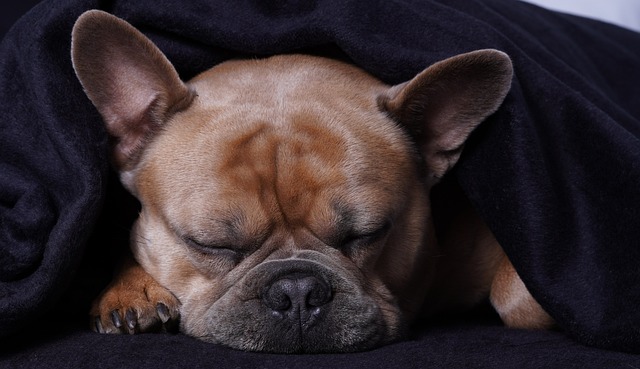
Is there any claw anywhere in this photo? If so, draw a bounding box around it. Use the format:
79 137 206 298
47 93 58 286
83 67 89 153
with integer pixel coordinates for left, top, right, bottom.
111 310 123 328
156 303 171 323
125 309 138 331
94 317 104 333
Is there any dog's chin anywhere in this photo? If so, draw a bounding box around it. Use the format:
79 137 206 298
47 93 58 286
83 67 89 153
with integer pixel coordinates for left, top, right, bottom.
178 255 403 353
192 303 392 353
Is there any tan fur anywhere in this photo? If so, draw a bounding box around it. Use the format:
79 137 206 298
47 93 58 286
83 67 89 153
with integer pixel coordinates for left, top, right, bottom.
72 10 553 353
491 255 555 329
89 253 180 334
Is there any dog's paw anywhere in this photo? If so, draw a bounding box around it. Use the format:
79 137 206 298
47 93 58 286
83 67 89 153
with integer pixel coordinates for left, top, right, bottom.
90 260 181 335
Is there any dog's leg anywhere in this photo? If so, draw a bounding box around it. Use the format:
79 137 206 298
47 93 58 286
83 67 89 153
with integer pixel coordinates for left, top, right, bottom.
490 255 554 329
90 252 181 334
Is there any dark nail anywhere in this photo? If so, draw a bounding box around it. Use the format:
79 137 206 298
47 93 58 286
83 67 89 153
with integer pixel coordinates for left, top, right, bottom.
125 309 138 330
157 303 170 323
94 317 104 333
111 310 123 328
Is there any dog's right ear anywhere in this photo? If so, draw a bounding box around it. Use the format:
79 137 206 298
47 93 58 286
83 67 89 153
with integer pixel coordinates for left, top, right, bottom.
71 10 194 171
379 50 513 183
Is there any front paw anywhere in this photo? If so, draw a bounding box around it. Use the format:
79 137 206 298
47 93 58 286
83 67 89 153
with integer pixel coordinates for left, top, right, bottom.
90 260 181 334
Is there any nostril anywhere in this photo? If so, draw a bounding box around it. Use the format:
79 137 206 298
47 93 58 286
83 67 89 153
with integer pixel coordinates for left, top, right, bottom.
263 274 332 315
298 276 331 307
264 279 294 312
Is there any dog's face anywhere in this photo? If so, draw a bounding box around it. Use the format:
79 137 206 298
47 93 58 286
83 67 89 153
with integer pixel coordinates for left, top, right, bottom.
130 57 434 351
72 11 512 352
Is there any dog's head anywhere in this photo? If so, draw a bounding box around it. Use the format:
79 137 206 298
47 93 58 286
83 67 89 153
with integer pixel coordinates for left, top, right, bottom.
72 10 512 352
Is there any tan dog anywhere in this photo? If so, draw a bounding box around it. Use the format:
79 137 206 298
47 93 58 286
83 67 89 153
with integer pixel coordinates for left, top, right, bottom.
71 10 553 353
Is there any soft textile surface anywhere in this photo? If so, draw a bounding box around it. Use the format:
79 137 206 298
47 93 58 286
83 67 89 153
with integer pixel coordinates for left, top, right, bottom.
3 318 640 368
1 0 639 361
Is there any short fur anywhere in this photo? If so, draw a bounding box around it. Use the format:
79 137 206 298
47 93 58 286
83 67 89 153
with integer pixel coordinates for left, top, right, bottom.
72 10 552 353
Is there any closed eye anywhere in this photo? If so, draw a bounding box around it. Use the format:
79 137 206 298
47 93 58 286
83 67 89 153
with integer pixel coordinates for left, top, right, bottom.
182 236 244 261
342 221 391 249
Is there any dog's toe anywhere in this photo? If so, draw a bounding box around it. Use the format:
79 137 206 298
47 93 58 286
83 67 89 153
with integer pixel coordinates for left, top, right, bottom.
110 310 123 328
93 316 104 333
91 312 124 335
89 259 181 335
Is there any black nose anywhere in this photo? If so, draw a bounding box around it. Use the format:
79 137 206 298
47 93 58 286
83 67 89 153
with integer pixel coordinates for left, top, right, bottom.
263 274 332 323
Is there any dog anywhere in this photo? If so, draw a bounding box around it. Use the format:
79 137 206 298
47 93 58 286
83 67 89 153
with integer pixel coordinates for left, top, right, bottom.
71 10 553 353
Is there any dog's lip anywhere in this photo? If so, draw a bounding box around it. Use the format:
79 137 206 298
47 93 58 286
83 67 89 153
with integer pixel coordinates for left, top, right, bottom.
195 303 388 353
193 328 385 353
193 255 394 353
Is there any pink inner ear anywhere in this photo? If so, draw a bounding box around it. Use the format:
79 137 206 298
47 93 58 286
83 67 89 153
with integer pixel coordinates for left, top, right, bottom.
109 97 159 169
380 50 513 180
72 10 194 170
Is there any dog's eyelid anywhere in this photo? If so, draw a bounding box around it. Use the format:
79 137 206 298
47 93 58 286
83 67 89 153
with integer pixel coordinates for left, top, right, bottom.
181 235 242 255
342 220 392 247
359 220 392 240
184 235 213 249
174 224 234 249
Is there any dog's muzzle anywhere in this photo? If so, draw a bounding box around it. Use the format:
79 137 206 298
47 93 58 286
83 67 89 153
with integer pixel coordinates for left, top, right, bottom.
194 252 394 353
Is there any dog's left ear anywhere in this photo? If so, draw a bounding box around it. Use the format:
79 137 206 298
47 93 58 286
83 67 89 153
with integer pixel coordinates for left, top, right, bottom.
380 49 513 181
71 10 194 172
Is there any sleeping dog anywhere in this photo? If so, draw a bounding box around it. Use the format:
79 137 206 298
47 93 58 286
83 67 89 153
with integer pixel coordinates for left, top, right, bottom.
71 10 553 353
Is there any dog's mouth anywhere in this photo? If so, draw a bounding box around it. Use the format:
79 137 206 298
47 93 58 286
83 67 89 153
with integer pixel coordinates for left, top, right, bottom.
182 255 401 353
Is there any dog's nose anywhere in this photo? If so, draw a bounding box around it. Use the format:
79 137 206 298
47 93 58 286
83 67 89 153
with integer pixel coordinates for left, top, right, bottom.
263 274 332 322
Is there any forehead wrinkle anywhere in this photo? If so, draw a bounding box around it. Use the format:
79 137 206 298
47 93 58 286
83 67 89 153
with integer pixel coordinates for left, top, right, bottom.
272 114 350 226
212 109 351 234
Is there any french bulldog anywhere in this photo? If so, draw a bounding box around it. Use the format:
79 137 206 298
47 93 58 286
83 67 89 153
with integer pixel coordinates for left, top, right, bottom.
71 10 553 353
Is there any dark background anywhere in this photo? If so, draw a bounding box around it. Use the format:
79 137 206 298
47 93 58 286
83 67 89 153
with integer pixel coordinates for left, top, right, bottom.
0 1 42 39
2 1 640 365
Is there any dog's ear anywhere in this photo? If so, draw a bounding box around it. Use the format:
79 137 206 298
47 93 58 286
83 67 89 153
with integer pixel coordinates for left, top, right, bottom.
380 49 513 181
71 10 194 170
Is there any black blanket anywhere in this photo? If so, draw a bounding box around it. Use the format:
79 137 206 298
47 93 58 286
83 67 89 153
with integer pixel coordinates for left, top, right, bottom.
1 0 639 363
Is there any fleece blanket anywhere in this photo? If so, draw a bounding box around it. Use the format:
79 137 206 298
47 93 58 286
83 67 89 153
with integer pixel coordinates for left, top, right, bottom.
1 0 639 357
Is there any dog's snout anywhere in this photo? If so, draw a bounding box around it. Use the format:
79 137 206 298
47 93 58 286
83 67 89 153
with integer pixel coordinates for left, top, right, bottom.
263 274 332 323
